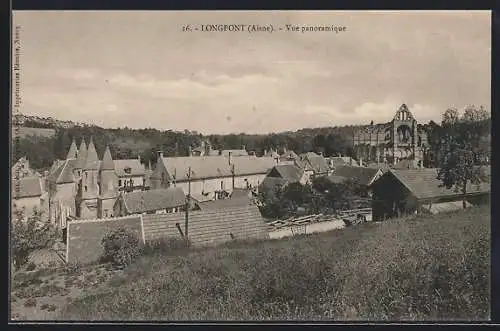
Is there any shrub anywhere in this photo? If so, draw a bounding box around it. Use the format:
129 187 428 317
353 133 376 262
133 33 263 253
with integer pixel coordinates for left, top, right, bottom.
11 208 60 269
101 228 142 267
142 237 190 256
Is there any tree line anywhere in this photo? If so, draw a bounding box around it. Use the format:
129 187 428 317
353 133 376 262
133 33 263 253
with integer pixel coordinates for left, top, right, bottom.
12 107 489 174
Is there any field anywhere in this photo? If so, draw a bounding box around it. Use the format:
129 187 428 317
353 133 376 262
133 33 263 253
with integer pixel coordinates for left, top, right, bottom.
10 204 490 321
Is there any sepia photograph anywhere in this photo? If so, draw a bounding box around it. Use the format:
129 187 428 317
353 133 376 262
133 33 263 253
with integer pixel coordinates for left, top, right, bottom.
10 10 491 321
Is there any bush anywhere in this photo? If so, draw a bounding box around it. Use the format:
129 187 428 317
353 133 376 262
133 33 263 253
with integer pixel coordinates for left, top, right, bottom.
11 208 60 269
101 228 142 267
142 237 190 256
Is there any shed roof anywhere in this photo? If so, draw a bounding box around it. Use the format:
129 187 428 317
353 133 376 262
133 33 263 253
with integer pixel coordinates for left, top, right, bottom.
422 201 472 215
12 176 44 199
388 168 491 200
121 187 186 214
334 165 381 186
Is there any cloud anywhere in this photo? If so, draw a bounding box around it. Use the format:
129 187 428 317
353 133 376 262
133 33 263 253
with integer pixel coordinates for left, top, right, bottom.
15 11 491 134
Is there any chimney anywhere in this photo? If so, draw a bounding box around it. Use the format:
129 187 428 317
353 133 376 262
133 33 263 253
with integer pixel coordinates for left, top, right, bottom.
157 151 164 159
228 151 232 165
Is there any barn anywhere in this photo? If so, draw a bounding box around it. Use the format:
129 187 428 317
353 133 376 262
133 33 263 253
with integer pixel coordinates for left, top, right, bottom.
369 167 491 221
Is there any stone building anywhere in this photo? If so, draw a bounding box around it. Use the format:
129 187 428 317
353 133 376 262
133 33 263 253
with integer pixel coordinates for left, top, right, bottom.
352 104 429 167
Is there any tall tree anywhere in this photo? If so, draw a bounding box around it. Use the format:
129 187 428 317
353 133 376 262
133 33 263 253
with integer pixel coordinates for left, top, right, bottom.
437 106 490 209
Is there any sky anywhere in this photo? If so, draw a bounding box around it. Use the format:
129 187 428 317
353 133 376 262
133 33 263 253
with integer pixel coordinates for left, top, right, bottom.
12 10 491 134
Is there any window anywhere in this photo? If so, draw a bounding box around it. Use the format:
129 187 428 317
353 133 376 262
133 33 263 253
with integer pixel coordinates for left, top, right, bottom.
118 179 122 186
104 210 108 217
85 186 87 192
130 179 134 186
85 172 88 179
124 166 132 174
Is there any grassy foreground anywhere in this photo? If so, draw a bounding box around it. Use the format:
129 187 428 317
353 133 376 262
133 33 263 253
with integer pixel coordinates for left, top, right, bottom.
61 205 490 321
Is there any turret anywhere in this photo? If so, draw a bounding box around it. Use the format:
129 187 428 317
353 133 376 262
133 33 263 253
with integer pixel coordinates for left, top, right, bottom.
66 138 78 159
82 137 100 200
99 145 117 199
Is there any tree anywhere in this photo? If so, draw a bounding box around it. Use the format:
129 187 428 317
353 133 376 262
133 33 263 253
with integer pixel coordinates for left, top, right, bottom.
437 106 490 209
11 207 60 268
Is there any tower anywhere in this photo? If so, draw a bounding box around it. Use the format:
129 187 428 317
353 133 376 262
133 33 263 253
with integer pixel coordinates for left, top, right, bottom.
99 145 118 218
392 104 417 165
66 138 78 159
79 137 100 218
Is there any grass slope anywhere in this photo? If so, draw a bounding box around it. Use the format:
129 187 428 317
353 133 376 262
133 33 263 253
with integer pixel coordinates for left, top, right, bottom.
51 206 493 320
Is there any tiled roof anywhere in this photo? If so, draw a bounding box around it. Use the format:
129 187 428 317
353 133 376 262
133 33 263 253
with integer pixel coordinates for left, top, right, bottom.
161 156 233 181
389 168 491 201
122 187 186 214
197 196 254 211
280 150 299 160
269 164 304 182
114 159 145 177
294 159 309 170
100 146 115 170
221 149 248 157
307 156 330 174
334 165 381 186
230 156 276 176
12 176 44 198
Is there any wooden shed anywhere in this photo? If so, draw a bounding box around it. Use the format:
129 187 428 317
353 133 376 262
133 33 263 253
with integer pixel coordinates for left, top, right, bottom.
369 168 490 221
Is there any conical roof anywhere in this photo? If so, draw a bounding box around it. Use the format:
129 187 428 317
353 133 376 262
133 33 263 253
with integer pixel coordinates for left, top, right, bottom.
100 145 115 170
66 138 78 159
85 137 100 170
77 139 87 168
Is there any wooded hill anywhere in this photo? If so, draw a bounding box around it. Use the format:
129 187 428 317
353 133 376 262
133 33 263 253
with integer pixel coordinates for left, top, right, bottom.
12 112 489 172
